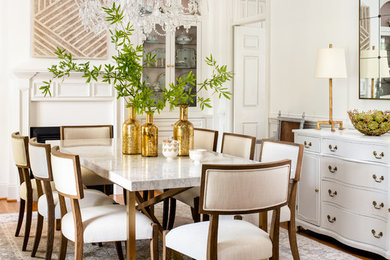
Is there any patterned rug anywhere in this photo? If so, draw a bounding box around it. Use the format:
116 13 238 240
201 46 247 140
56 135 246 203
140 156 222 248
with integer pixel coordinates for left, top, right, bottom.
0 202 358 260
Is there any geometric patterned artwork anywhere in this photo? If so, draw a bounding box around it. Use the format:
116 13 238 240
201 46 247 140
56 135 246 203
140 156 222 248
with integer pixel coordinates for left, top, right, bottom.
360 6 370 50
32 0 108 59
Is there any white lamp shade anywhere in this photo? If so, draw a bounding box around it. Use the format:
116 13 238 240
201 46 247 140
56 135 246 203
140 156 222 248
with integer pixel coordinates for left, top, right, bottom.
315 47 347 78
360 49 390 78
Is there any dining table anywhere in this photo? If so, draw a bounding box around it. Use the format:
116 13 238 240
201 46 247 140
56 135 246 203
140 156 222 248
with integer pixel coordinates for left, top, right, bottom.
57 138 258 260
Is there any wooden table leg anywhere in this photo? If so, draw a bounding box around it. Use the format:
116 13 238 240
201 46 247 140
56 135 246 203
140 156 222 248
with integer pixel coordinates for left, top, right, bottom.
126 190 136 260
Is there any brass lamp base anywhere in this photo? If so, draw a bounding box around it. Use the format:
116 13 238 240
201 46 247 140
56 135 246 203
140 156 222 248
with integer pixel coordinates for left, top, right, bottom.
316 120 344 132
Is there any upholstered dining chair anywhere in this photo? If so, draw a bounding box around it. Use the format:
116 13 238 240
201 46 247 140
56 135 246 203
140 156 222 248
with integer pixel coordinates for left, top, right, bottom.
163 160 292 260
163 128 219 229
60 125 114 193
11 132 40 251
221 132 256 160
50 146 158 260
259 139 304 260
29 138 116 259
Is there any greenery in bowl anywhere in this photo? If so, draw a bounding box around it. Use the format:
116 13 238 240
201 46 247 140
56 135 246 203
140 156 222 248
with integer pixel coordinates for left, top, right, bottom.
348 110 390 136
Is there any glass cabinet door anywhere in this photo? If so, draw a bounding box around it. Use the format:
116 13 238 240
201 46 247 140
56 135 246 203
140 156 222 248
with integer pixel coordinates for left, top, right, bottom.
143 25 167 102
174 25 198 107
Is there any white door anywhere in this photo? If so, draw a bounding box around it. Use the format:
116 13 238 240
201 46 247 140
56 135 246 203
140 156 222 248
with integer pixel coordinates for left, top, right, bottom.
233 23 266 139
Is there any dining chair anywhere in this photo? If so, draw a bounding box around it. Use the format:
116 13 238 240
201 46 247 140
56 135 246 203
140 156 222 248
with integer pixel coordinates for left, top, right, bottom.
29 138 116 259
11 132 40 251
163 128 219 229
60 125 114 193
259 139 304 260
50 146 158 260
221 132 256 160
163 160 292 260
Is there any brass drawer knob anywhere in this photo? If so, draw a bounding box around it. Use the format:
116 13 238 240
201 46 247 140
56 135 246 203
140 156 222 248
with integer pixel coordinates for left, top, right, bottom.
328 165 338 173
372 201 384 210
373 151 385 159
372 174 384 183
328 144 338 152
328 189 337 197
314 188 319 193
327 215 336 223
371 229 383 239
304 141 312 148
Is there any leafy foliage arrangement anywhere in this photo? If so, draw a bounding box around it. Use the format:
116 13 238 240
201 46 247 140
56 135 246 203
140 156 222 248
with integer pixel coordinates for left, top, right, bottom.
41 3 232 114
348 110 390 136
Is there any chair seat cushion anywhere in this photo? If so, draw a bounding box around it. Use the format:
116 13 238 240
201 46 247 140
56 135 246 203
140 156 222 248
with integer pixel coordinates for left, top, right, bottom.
38 189 115 219
61 204 153 243
20 179 56 201
81 166 113 186
173 187 200 208
166 220 272 260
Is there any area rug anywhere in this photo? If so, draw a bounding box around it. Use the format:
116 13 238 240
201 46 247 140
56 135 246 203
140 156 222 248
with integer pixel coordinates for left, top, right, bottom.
0 202 358 259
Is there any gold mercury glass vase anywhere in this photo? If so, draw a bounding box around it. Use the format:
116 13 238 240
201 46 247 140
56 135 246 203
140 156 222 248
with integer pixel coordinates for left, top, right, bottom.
141 113 158 157
122 106 141 154
173 105 194 156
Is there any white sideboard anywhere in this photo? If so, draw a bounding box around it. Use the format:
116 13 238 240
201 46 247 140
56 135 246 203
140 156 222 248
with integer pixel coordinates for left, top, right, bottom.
294 129 390 258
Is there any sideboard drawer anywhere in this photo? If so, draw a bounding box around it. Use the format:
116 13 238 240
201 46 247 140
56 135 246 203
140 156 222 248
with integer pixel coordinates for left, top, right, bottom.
322 203 387 250
321 157 388 191
295 135 320 153
321 138 346 157
321 180 387 219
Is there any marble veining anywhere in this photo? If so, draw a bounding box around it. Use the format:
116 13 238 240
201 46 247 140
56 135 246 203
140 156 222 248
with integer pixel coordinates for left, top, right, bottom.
59 138 257 191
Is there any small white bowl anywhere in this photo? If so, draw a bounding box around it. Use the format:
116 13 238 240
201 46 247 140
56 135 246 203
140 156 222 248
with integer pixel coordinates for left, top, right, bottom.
189 149 207 164
162 139 179 160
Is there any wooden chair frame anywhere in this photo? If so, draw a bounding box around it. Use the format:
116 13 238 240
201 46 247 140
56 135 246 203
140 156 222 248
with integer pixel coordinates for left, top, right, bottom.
163 161 291 260
164 128 219 230
11 132 38 251
221 132 256 160
29 138 58 259
259 139 304 260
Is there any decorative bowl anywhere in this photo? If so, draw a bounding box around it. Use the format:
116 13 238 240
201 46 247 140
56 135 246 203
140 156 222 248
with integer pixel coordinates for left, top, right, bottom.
189 149 207 164
348 110 390 136
162 139 179 160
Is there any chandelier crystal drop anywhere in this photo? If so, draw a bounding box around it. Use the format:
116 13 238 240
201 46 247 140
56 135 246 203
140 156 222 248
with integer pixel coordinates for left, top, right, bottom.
79 0 201 42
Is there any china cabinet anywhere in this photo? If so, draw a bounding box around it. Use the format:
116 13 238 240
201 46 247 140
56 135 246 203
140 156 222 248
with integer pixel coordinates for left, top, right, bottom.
294 129 390 258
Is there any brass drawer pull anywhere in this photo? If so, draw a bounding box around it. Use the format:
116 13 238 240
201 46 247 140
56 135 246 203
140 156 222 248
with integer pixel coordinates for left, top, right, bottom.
327 215 336 223
373 151 385 159
371 229 383 239
328 165 338 173
372 174 384 183
372 201 384 210
314 188 319 193
304 141 312 148
328 144 338 152
328 189 337 197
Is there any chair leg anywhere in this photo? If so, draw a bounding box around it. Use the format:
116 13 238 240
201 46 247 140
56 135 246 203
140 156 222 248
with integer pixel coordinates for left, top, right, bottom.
15 199 25 237
45 214 56 260
22 197 33 251
167 198 176 230
150 224 158 260
56 219 61 231
288 220 300 260
190 197 200 222
58 234 68 260
162 196 169 230
115 241 124 260
31 213 44 257
75 238 83 260
163 230 171 260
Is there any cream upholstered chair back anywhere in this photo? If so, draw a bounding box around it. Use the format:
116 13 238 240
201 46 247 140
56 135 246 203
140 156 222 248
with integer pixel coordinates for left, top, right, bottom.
11 132 30 167
51 146 84 199
221 133 256 160
60 125 113 140
29 139 52 181
260 139 304 181
199 161 291 214
194 128 218 152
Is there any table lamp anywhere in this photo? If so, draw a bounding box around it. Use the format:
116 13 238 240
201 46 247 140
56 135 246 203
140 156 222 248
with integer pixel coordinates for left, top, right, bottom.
315 44 347 132
360 46 390 98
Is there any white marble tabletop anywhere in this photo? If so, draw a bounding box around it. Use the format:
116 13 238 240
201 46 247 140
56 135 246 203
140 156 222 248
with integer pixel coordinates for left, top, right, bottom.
58 138 257 191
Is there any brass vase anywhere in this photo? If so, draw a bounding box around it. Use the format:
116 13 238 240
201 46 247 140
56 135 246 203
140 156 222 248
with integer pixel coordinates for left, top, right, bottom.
173 105 194 156
141 113 158 157
122 107 141 154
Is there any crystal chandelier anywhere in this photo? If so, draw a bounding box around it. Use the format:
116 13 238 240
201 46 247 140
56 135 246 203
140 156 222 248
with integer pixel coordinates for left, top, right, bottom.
79 0 201 42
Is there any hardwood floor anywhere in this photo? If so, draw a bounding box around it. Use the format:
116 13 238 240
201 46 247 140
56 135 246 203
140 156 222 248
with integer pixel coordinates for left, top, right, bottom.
0 197 384 259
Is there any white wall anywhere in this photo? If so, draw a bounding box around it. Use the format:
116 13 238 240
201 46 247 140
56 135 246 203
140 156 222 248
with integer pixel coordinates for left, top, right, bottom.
269 0 389 125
